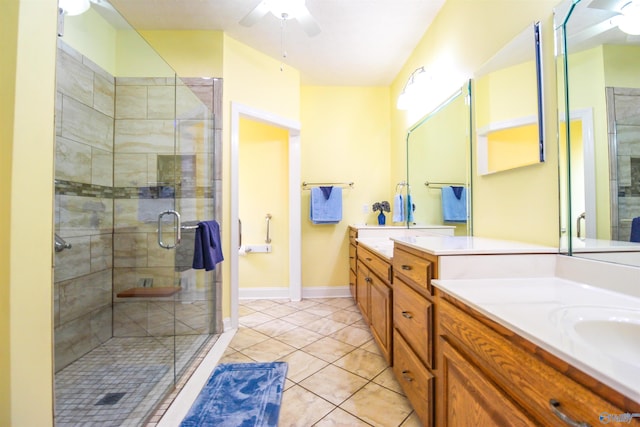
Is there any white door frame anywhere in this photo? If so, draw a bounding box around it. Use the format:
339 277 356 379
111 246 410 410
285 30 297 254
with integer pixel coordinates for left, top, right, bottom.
230 102 302 329
571 108 596 238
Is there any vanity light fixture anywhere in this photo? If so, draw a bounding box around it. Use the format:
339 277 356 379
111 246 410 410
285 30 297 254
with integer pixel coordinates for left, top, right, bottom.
614 0 640 35
58 0 91 16
397 66 429 110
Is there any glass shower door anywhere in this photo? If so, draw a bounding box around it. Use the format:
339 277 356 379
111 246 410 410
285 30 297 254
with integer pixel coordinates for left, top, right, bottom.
169 76 218 381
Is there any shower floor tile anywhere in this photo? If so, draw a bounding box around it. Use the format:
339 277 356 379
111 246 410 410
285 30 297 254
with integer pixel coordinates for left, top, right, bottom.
55 334 215 426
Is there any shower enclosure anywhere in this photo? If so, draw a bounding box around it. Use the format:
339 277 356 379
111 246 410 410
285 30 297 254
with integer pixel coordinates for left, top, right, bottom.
53 4 222 425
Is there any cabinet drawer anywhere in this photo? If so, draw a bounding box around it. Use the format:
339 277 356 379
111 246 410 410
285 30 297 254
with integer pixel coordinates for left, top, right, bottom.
349 243 357 273
394 278 433 368
358 245 391 285
393 247 433 294
439 299 635 427
394 330 433 427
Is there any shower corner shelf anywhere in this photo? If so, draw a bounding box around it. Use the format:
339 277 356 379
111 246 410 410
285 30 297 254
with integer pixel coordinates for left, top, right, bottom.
116 286 182 298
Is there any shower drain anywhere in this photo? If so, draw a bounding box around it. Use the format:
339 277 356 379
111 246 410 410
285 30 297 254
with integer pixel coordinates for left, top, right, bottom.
95 392 126 406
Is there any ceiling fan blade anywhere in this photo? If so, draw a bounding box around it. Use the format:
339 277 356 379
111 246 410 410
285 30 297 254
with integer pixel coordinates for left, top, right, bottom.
91 0 116 12
296 6 320 37
588 0 627 13
240 1 269 27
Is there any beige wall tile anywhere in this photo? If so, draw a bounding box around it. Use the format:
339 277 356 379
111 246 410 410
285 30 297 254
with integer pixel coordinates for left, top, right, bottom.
56 48 94 107
115 85 147 119
55 136 92 183
93 73 115 118
148 85 175 119
92 148 113 187
114 119 175 154
114 153 148 186
61 96 114 152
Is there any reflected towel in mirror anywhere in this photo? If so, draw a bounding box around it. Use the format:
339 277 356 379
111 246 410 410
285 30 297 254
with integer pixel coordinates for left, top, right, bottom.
442 186 467 223
393 194 404 222
631 217 640 243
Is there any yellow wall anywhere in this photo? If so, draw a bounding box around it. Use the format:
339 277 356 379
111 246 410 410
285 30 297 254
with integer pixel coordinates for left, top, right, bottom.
391 0 560 246
62 8 117 74
300 86 390 287
138 30 224 78
1 0 57 425
487 124 540 172
238 119 289 288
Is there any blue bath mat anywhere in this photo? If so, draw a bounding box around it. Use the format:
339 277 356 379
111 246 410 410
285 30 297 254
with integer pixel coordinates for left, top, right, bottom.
180 362 288 427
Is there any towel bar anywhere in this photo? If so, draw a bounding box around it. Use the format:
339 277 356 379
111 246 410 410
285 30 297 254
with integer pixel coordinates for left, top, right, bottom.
302 181 354 189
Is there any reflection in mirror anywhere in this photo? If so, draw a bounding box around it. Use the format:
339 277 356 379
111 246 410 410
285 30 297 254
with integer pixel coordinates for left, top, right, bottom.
474 22 544 175
556 0 640 267
405 81 472 236
55 1 220 424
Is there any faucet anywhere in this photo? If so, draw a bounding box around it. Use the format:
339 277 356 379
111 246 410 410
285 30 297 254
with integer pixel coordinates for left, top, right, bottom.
54 234 72 252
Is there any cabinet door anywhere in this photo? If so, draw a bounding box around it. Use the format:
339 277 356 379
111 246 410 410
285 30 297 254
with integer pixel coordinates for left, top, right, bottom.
394 331 433 427
356 263 370 321
369 275 392 364
349 268 356 300
440 340 537 427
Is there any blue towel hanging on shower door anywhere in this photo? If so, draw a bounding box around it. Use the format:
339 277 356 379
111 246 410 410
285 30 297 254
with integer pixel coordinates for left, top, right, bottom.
193 220 224 271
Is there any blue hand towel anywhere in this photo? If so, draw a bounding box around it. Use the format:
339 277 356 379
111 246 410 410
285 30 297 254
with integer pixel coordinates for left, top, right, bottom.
631 216 640 243
442 186 467 223
310 187 342 224
393 194 404 222
407 194 414 223
193 220 224 271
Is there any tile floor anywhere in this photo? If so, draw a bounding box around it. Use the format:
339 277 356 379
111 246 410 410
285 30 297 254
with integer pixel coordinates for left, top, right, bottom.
216 297 422 427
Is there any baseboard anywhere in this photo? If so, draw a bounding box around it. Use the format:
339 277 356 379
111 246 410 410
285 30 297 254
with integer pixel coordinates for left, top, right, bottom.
238 286 351 300
223 317 233 332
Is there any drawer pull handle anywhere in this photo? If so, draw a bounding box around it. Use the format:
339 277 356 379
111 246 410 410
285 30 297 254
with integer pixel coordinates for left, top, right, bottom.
549 399 591 427
401 265 412 271
401 311 413 319
401 370 414 382
366 257 373 261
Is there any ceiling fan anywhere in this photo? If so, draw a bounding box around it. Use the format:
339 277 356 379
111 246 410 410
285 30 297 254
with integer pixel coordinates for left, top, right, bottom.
240 0 321 37
587 0 640 35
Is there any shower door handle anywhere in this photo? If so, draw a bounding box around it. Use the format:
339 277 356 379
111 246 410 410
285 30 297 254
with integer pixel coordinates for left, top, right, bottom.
158 210 182 249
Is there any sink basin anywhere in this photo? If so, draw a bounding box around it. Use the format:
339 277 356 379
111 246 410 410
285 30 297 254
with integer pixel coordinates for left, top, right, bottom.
550 306 640 366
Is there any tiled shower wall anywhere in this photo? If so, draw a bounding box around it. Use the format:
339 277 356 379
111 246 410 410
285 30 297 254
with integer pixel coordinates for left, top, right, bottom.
54 40 223 372
54 40 115 371
607 87 640 241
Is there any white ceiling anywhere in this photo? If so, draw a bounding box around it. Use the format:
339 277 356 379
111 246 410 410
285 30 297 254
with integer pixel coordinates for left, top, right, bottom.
106 0 446 86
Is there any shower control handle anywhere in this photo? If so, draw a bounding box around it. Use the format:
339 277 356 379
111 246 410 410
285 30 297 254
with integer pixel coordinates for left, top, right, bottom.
158 210 182 249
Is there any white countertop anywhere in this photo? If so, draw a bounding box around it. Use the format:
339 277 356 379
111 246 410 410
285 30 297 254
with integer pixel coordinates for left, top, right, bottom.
350 224 455 230
356 237 394 260
392 235 558 256
566 237 640 253
432 277 640 403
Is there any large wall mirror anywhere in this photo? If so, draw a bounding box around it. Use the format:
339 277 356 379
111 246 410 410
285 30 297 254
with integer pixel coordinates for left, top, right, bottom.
405 81 472 235
556 0 640 266
474 22 545 175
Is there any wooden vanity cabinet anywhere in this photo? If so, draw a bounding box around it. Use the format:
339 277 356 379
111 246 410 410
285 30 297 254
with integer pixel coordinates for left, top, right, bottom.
391 243 438 427
356 245 393 364
348 227 357 299
437 292 638 427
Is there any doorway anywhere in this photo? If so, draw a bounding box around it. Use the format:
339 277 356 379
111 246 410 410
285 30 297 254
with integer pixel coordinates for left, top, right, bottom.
230 103 302 329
